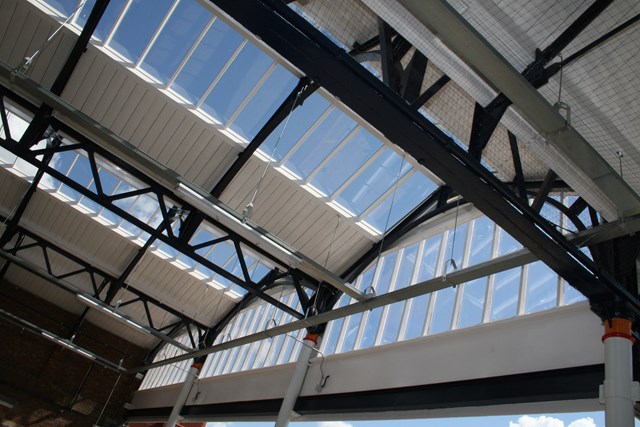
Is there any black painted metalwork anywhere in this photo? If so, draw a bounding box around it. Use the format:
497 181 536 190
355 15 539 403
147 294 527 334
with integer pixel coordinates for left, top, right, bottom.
205 0 640 320
410 75 450 109
126 364 604 419
508 131 527 201
531 170 558 212
0 88 309 320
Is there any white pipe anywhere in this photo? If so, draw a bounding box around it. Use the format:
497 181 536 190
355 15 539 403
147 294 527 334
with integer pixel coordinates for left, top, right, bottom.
274 333 318 427
166 363 202 427
602 318 636 427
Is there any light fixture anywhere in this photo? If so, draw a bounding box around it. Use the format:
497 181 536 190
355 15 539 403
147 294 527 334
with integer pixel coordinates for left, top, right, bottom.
40 331 96 360
174 182 302 268
76 294 151 335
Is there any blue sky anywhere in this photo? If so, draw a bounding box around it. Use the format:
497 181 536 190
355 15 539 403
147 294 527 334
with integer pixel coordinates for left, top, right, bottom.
206 412 640 427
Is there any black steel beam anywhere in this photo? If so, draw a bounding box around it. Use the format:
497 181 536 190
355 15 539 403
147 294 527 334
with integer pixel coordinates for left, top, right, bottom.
410 74 450 109
508 131 527 201
126 364 603 420
400 49 428 103
205 0 640 319
378 19 399 91
209 76 317 200
531 170 558 212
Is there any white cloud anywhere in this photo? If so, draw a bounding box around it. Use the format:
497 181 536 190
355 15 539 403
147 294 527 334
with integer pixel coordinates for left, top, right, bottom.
206 423 233 427
509 415 564 427
509 416 597 427
317 422 354 427
568 418 596 427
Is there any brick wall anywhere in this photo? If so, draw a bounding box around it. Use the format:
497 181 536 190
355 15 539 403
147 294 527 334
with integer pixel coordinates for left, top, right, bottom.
0 282 147 427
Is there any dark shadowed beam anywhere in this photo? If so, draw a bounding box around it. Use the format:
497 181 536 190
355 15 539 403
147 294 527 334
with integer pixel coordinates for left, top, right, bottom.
508 131 527 201
410 74 450 109
531 170 558 212
205 0 640 319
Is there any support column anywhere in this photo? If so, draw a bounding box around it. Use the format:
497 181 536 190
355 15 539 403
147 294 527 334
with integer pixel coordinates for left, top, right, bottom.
274 332 319 427
601 317 638 427
166 359 204 427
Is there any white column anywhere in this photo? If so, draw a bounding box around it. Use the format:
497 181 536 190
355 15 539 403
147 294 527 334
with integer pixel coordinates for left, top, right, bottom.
166 361 203 427
274 332 319 427
602 318 636 427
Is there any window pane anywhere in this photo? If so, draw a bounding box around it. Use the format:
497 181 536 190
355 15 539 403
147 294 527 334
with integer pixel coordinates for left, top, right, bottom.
497 227 521 256
468 216 494 266
428 286 457 334
309 128 381 196
359 253 397 349
140 0 211 83
441 223 468 274
364 172 436 233
77 0 127 41
335 148 411 216
284 109 356 179
171 19 244 103
563 282 586 305
524 261 557 313
201 43 273 124
457 277 487 328
45 0 80 16
109 0 173 63
229 65 297 141
490 268 521 321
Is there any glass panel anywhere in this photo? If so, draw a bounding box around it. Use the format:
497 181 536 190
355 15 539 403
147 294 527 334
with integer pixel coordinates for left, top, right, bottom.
108 0 173 63
457 277 487 328
200 43 273 124
338 267 375 353
359 252 398 349
321 295 349 355
428 286 457 334
259 93 330 162
496 227 521 256
380 244 418 345
45 0 80 16
364 172 436 233
468 216 494 266
171 18 244 103
563 282 586 305
490 267 521 321
524 261 557 313
229 65 297 141
77 0 127 41
335 148 411 216
283 109 356 179
309 128 381 196
140 0 211 83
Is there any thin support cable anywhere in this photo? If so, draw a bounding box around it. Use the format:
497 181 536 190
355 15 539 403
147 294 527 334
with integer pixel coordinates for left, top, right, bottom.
94 373 121 427
368 152 406 295
445 196 462 277
13 1 88 76
242 86 305 222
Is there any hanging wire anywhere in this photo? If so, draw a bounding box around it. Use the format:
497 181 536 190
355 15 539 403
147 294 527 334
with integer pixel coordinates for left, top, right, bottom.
444 195 462 277
242 85 306 223
367 151 406 295
94 373 121 427
306 214 341 318
13 0 88 76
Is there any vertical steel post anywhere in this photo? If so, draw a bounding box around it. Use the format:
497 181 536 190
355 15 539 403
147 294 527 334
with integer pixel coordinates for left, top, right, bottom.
274 332 319 427
166 359 204 427
601 317 637 427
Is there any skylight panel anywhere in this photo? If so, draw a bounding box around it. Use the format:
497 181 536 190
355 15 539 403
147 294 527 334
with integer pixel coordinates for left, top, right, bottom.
524 261 557 314
108 0 173 63
45 0 80 16
77 0 126 41
283 108 357 179
363 172 437 233
308 127 382 196
139 0 211 83
229 64 298 141
467 216 494 266
334 147 411 216
259 93 330 163
170 18 244 103
200 43 274 124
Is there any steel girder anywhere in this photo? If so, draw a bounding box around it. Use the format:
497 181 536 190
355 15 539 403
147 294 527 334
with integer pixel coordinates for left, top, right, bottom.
0 87 311 320
205 0 640 320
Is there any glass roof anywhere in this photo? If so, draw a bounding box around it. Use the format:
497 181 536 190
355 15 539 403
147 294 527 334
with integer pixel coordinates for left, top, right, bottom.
41 0 440 236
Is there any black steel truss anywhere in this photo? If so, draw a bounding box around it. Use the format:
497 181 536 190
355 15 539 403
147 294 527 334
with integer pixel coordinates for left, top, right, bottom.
0 87 315 321
0 223 208 347
206 0 640 320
